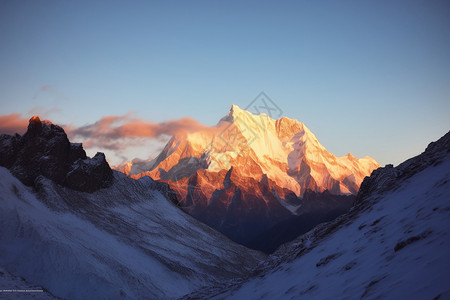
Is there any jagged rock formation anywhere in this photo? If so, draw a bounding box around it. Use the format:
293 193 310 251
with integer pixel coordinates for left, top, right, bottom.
357 130 450 201
0 116 113 193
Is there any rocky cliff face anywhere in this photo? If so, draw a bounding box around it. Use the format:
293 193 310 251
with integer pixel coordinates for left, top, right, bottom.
117 105 380 251
357 130 450 202
0 116 113 193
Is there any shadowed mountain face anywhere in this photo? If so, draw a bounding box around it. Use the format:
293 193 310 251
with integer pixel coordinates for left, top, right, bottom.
117 105 379 252
0 116 113 193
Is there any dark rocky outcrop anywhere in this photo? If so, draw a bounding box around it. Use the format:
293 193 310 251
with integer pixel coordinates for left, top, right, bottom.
65 152 113 192
357 130 450 202
0 116 113 193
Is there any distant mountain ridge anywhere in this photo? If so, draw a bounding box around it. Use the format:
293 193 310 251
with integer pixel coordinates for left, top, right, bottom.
115 105 380 252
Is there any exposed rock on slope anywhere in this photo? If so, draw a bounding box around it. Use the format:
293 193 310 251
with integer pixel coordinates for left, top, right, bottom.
357 130 450 201
0 116 113 193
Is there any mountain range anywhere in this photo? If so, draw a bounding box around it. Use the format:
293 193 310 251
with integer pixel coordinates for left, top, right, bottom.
0 112 448 299
115 105 380 252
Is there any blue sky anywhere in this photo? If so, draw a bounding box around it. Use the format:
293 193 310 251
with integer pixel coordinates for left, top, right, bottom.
0 0 449 165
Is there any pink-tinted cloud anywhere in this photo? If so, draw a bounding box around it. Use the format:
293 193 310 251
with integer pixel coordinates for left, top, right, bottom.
118 117 210 138
68 113 212 150
0 114 29 135
0 106 62 136
0 112 213 162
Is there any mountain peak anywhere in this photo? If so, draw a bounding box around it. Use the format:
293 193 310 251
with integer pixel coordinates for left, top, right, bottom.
137 104 379 197
29 115 41 124
220 104 247 124
0 117 113 192
116 104 380 251
230 103 242 112
28 115 54 127
27 115 44 136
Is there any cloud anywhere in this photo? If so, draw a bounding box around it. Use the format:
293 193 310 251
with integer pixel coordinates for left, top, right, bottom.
0 114 29 135
0 106 62 136
67 113 212 151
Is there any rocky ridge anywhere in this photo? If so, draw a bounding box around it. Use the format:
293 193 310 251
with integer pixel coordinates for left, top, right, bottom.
0 116 113 193
357 130 450 201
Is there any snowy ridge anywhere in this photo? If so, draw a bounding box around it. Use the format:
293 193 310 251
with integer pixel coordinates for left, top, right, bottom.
184 131 450 299
0 169 265 299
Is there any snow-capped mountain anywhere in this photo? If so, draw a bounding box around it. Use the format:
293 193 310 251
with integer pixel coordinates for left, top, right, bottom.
133 104 379 196
0 117 265 299
1 115 447 300
185 130 450 299
120 105 380 251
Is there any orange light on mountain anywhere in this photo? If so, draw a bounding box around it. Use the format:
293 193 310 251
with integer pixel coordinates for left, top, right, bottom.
29 116 41 123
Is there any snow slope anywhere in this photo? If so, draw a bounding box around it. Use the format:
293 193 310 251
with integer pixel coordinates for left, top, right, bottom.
185 133 450 299
0 169 265 300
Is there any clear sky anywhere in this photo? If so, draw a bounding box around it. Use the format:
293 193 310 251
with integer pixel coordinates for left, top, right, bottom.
0 0 449 166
